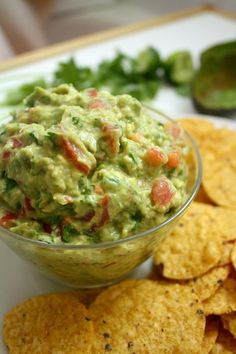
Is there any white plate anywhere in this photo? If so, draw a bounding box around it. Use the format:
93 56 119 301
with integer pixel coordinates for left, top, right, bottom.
1 11 236 352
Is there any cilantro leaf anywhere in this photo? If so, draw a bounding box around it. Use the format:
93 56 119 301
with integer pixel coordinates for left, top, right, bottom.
53 58 94 89
2 79 47 106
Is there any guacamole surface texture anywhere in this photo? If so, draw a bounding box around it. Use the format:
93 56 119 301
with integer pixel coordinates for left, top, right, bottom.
0 85 188 244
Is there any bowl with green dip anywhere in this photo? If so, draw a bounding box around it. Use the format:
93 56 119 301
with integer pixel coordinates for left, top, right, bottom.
0 85 201 288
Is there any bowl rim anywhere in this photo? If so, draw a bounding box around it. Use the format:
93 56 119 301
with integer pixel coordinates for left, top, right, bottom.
0 107 202 249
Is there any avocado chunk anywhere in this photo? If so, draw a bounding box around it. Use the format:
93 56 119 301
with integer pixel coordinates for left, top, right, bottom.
192 41 236 116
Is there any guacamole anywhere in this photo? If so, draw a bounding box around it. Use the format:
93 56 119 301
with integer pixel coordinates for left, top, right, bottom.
0 85 188 245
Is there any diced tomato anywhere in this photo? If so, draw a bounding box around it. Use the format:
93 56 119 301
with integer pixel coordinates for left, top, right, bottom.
57 222 63 238
102 123 121 155
151 176 174 206
167 150 180 168
95 184 104 194
128 132 143 143
43 223 53 234
12 137 23 148
21 197 34 216
169 125 181 139
0 212 17 226
88 99 105 109
61 137 90 175
92 195 110 230
3 151 11 159
98 206 109 228
24 197 33 211
87 88 97 97
98 195 109 227
143 148 165 167
99 194 109 208
79 210 95 222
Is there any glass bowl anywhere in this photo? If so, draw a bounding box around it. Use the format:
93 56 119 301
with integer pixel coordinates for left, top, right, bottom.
0 108 202 288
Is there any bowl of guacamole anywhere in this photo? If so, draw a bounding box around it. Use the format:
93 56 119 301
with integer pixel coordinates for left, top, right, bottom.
0 85 201 288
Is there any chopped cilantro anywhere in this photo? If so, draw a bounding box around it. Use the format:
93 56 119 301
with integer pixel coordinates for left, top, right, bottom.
39 95 51 104
131 210 143 223
0 131 5 144
62 224 78 243
5 178 17 192
15 201 22 210
78 178 91 194
72 116 80 125
46 132 58 146
129 153 138 164
46 216 61 226
29 132 39 144
107 176 120 184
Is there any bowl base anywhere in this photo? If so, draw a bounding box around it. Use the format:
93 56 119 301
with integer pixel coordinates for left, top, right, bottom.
38 257 152 290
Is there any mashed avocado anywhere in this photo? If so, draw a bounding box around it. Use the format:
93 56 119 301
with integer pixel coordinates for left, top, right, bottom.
0 85 188 245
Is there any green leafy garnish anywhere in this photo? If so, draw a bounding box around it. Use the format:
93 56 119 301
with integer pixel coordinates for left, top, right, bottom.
1 48 164 106
176 84 192 97
54 58 94 89
2 79 47 106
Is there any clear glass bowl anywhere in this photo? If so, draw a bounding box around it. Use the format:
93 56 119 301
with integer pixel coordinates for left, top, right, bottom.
0 108 202 288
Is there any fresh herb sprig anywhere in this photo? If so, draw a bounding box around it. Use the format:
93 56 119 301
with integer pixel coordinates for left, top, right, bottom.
1 47 194 107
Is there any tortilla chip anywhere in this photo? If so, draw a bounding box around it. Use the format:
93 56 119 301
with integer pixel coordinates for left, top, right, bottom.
188 265 230 301
231 242 236 272
201 127 236 152
203 278 236 315
188 203 236 242
218 242 234 267
179 121 236 209
210 327 236 353
153 202 223 279
76 288 104 308
89 279 205 354
177 118 214 148
201 316 219 354
222 313 236 339
91 279 138 305
202 131 236 209
3 292 93 354
211 208 236 242
194 184 214 204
